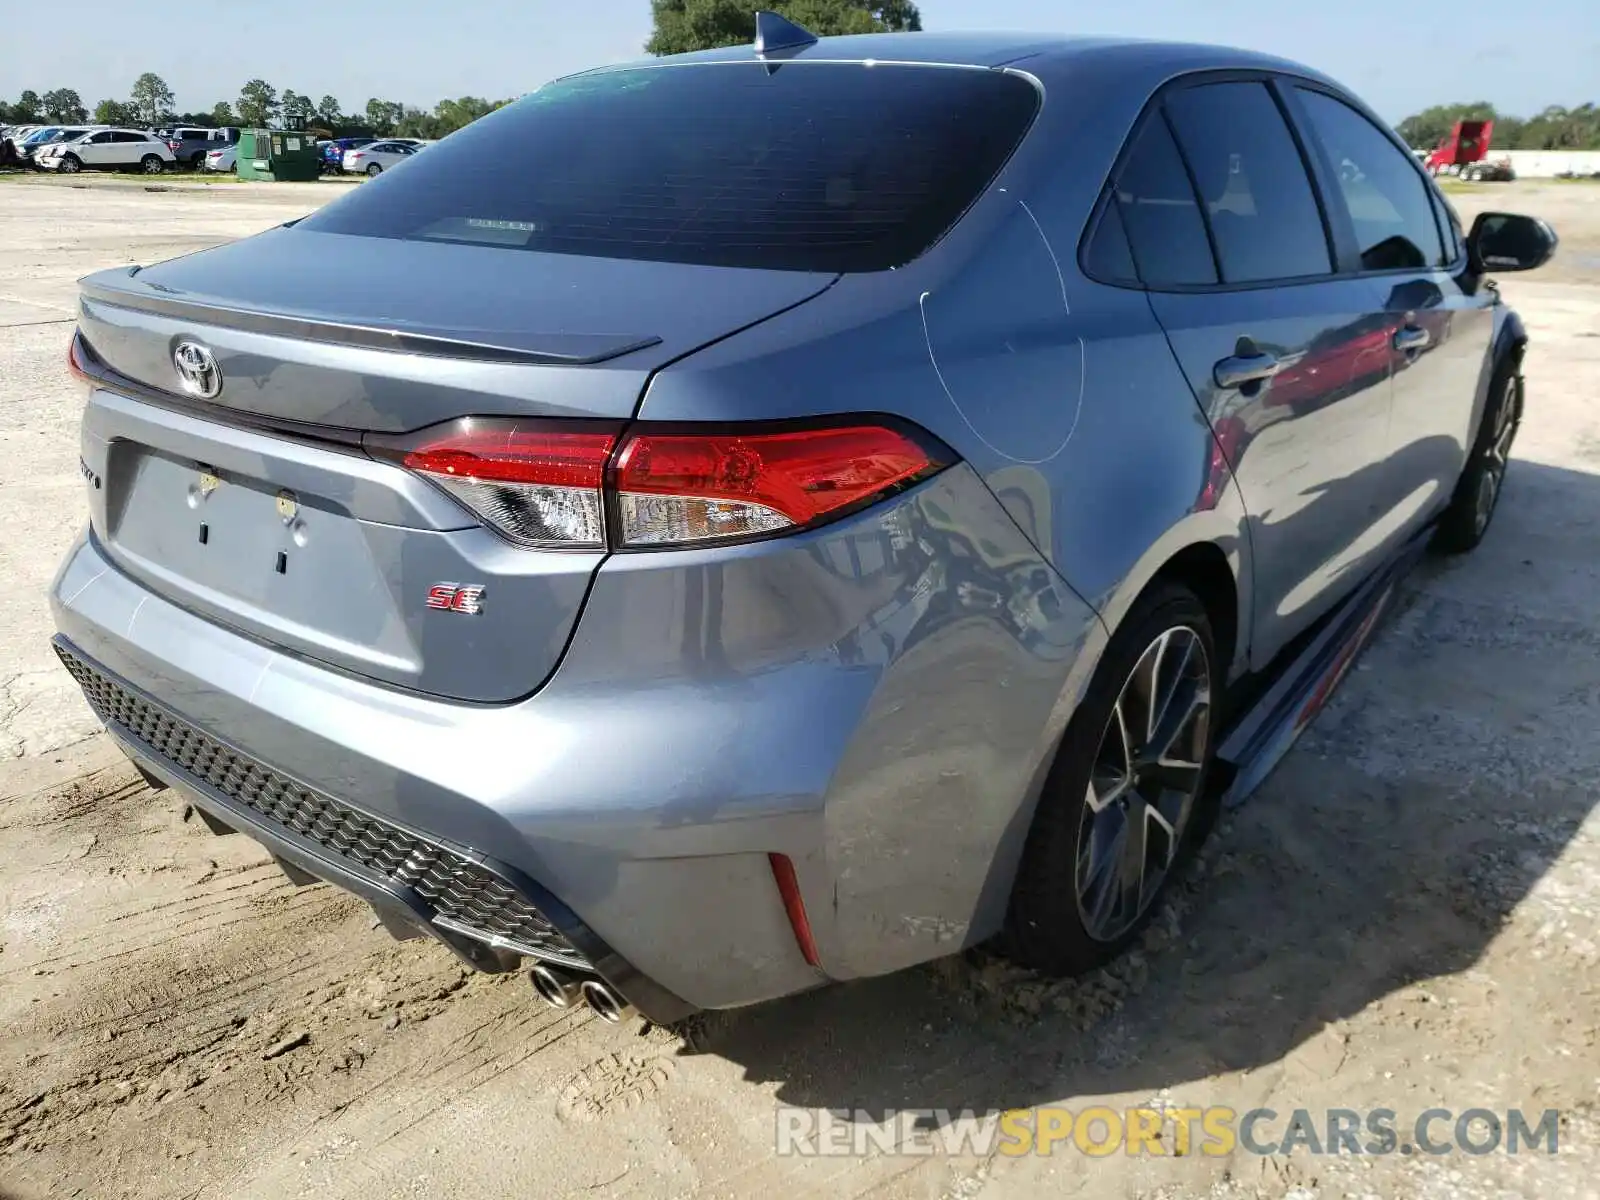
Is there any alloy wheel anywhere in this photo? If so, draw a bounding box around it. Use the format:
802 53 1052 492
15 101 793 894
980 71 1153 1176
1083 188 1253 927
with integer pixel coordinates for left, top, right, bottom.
1474 383 1517 534
1075 626 1211 942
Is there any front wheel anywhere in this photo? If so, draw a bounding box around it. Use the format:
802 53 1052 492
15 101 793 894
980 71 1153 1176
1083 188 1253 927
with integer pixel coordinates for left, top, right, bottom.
140 155 164 175
1002 582 1218 974
365 163 382 176
1433 365 1520 554
58 154 82 174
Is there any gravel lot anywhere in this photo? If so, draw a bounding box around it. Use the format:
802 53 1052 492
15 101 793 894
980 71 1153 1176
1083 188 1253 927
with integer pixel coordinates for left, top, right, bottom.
1 176 1598 1200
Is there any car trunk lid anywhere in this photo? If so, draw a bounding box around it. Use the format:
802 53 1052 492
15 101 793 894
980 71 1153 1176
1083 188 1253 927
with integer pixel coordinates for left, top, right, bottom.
74 229 836 702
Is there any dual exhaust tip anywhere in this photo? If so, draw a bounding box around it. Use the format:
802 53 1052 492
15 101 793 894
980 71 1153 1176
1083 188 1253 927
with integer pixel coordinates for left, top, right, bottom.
529 962 634 1024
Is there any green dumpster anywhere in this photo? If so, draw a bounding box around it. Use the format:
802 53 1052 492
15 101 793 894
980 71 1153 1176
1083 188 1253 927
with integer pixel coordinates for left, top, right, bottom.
235 127 321 182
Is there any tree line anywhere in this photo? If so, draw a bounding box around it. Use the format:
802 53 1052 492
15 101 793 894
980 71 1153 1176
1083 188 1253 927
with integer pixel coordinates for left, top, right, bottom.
3 2 924 136
13 4 1596 157
0 74 515 140
1388 103 1600 153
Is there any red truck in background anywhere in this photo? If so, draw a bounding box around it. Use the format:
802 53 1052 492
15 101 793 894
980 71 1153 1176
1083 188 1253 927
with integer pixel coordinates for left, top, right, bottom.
1425 119 1515 180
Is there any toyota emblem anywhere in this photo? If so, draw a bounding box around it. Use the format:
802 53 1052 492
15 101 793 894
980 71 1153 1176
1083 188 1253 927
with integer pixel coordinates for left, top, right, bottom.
172 341 222 399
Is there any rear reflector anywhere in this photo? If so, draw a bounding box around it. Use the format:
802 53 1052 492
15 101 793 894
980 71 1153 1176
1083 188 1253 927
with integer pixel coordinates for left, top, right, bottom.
768 853 821 967
377 418 949 551
400 425 617 549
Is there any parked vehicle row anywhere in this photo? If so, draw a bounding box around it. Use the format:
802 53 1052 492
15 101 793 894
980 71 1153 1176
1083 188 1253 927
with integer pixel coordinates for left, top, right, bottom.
3 120 433 178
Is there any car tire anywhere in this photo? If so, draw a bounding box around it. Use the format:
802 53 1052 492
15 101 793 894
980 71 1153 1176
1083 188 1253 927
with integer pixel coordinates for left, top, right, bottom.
140 155 164 175
1432 361 1520 555
59 154 81 174
1001 581 1219 975
365 163 382 176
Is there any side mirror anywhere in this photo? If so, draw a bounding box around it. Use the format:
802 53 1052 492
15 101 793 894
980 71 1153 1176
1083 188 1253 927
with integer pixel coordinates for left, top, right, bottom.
1468 212 1558 273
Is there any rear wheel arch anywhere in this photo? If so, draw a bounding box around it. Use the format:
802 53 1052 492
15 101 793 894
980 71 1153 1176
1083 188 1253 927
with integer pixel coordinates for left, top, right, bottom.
995 539 1240 922
1147 543 1239 683
1092 525 1251 686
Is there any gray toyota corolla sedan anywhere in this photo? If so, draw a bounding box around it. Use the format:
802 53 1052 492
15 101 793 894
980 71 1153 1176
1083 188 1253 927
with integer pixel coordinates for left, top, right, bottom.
51 18 1556 1024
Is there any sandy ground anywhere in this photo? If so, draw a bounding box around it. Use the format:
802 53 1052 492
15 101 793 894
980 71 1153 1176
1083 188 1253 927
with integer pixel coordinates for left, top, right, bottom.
1 176 1598 1200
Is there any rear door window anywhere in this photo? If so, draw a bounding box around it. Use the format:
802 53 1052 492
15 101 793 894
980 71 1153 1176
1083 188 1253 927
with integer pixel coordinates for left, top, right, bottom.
300 62 1041 272
1294 88 1446 271
1163 81 1332 284
1110 114 1217 287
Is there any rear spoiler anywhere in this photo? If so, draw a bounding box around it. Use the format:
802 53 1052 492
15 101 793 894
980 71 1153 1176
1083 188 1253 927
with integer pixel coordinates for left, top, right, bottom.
78 269 662 366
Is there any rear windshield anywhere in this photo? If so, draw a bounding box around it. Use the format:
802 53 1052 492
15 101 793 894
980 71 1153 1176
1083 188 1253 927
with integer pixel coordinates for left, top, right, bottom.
299 62 1040 272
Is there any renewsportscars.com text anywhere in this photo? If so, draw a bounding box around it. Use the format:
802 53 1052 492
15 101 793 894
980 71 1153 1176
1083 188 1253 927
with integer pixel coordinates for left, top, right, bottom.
775 1106 1562 1158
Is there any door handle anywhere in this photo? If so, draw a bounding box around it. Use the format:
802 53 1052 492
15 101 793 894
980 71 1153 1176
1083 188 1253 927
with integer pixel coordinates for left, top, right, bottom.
1213 352 1281 390
1393 325 1431 353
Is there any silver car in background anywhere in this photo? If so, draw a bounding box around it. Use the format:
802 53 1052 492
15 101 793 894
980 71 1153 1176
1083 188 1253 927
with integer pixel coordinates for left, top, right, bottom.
52 21 1555 1025
342 139 421 175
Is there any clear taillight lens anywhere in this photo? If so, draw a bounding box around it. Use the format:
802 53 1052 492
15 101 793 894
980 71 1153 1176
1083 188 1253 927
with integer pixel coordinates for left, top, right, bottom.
394 424 618 549
375 419 948 551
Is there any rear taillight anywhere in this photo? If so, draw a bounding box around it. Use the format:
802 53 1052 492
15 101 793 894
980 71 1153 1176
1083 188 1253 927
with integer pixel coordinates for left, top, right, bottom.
375 419 948 551
167 140 181 151
399 425 618 549
613 424 940 546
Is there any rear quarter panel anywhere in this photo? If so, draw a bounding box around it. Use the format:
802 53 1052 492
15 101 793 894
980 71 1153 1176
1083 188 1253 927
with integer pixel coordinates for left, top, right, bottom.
638 51 1255 676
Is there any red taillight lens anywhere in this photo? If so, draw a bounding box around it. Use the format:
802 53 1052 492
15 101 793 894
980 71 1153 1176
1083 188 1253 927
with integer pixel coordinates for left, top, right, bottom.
398 425 618 549
382 419 948 551
613 424 941 547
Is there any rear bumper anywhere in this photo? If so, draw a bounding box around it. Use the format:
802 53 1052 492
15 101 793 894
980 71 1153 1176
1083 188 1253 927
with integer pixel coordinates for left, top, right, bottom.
55 636 694 1022
50 464 1101 1012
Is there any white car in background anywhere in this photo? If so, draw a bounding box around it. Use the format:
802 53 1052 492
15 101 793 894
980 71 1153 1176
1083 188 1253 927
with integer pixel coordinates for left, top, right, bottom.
342 139 421 176
204 143 238 173
37 128 176 175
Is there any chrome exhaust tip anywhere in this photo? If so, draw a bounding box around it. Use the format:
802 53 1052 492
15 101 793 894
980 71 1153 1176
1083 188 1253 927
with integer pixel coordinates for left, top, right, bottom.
580 979 635 1024
529 962 583 1009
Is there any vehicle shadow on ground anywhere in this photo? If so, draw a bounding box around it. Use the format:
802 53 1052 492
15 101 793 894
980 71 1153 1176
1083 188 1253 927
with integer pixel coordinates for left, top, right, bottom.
674 458 1600 1122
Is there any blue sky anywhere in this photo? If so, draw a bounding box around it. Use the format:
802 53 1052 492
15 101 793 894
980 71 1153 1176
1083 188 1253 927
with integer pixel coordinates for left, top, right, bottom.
3 0 1593 123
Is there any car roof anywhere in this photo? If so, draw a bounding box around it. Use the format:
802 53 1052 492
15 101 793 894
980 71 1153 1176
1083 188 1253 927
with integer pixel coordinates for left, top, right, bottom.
585 31 1334 88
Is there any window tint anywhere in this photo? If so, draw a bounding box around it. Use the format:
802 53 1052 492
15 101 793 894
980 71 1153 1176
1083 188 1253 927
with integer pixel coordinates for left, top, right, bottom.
1112 115 1217 287
1083 198 1139 283
1163 82 1331 283
301 63 1041 272
89 132 112 143
1295 89 1445 271
114 132 146 143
